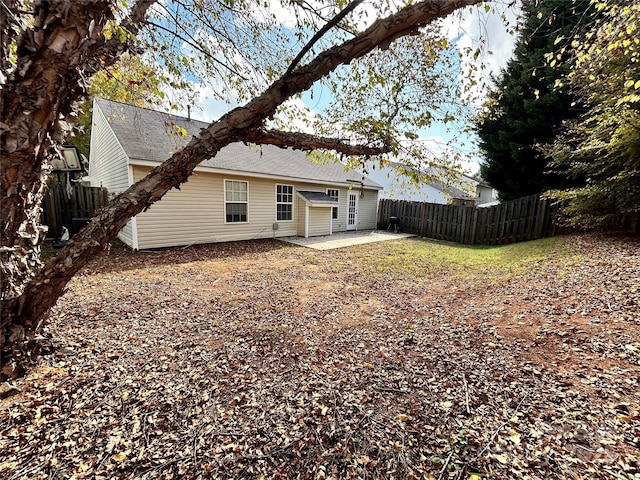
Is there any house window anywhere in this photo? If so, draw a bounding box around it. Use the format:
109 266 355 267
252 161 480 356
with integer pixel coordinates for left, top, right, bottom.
276 184 294 221
225 180 248 223
327 189 339 219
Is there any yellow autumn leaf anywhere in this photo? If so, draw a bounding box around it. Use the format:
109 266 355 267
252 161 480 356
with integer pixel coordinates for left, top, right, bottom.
397 413 409 421
506 428 522 444
492 453 509 464
530 428 543 439
112 451 129 462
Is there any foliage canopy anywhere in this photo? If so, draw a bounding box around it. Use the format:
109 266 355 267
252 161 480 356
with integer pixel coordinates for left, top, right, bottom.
546 0 640 229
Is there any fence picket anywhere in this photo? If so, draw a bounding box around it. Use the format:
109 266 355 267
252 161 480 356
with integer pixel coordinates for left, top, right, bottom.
41 184 109 239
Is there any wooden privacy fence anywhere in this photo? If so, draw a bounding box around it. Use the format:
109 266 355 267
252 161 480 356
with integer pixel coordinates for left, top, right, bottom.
41 184 109 239
377 195 561 245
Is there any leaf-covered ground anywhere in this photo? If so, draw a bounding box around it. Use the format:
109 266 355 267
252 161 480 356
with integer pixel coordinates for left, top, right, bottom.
1 233 639 480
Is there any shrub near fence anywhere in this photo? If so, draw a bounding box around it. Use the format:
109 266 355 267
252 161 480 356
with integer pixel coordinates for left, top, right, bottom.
377 195 561 245
41 184 109 239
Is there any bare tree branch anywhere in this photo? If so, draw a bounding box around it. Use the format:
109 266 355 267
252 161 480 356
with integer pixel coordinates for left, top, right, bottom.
245 128 391 156
144 19 249 79
284 0 365 77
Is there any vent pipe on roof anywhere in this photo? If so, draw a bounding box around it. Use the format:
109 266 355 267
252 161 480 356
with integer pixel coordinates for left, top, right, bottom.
187 105 191 121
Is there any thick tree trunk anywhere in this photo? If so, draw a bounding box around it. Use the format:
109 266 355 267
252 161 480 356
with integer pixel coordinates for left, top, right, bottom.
0 0 154 378
1 0 481 379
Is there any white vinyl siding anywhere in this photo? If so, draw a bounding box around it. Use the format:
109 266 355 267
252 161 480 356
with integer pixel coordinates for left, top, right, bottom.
88 100 137 248
307 206 332 237
130 167 379 249
88 99 131 194
296 201 306 237
118 220 134 248
132 168 300 249
354 190 378 230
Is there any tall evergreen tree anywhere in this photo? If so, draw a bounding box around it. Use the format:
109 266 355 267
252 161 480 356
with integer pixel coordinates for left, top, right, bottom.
475 0 592 201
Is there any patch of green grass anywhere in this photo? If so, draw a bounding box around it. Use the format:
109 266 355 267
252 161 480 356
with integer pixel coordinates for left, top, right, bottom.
354 236 579 283
40 241 57 259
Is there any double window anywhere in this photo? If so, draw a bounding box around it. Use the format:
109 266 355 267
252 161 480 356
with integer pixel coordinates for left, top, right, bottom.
225 180 248 223
276 184 293 221
327 189 339 219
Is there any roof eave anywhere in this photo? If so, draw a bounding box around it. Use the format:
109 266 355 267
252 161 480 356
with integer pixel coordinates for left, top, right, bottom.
128 157 382 190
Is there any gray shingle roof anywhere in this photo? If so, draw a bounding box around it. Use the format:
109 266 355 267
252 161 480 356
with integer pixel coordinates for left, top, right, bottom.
297 191 339 205
95 98 381 189
388 161 475 199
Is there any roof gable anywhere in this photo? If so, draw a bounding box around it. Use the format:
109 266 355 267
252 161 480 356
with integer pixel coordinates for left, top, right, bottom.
94 98 381 189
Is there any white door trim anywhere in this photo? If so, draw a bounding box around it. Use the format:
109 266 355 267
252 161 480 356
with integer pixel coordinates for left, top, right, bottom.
347 191 358 231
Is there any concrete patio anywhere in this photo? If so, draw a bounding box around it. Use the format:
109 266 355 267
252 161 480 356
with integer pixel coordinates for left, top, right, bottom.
279 230 414 250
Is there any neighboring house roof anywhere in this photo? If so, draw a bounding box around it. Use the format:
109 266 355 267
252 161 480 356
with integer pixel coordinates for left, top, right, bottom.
95 97 381 189
385 162 476 200
428 177 475 200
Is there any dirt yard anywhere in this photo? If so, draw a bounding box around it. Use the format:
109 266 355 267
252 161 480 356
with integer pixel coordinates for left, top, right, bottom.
1 233 639 479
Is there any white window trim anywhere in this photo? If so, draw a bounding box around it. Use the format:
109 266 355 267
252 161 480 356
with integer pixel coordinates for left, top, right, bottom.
224 179 249 224
275 184 294 222
327 188 339 220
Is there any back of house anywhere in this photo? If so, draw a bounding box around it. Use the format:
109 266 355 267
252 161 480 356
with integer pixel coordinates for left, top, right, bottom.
87 98 382 250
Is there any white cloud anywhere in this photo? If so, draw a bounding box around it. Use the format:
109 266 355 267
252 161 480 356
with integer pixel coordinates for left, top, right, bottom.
403 135 481 176
145 0 168 21
188 91 233 123
246 0 300 29
271 97 317 134
441 1 521 104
